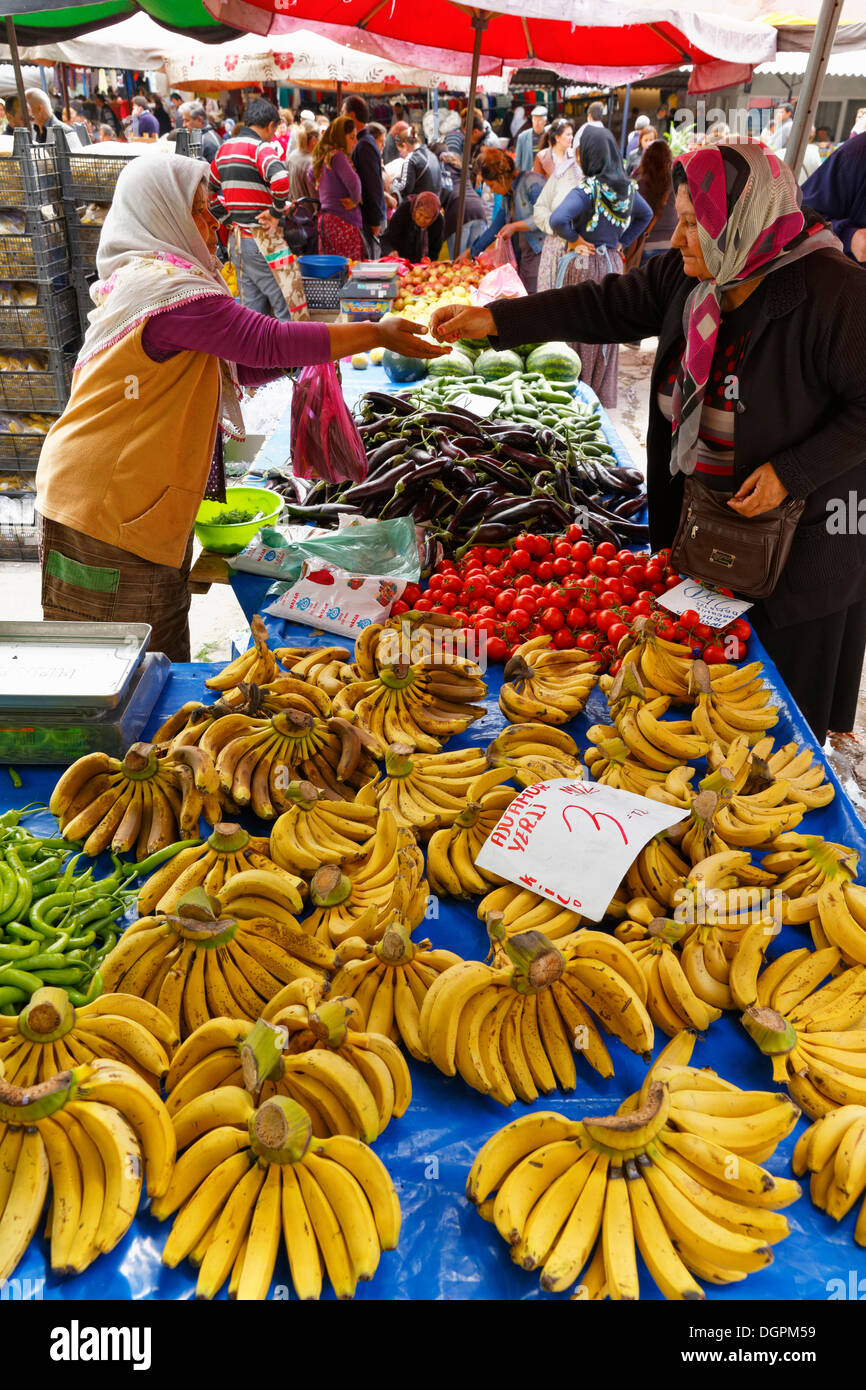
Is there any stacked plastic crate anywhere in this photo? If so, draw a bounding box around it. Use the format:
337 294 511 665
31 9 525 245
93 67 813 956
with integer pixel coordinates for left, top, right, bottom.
0 129 78 559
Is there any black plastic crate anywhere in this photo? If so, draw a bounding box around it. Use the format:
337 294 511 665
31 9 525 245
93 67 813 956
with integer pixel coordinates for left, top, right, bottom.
0 350 73 411
55 126 136 203
0 283 78 350
74 269 97 335
0 431 49 472
0 129 62 207
302 270 349 311
63 200 105 270
0 209 69 282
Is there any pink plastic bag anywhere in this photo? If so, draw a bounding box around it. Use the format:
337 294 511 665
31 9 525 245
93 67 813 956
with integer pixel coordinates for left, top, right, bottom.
291 363 368 484
475 258 528 307
477 234 518 272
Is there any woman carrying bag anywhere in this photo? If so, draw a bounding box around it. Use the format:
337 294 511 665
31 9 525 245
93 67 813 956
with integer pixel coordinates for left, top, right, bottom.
430 142 866 744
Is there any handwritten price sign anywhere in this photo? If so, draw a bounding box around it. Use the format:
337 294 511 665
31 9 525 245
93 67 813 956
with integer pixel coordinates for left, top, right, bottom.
475 779 688 923
659 579 752 631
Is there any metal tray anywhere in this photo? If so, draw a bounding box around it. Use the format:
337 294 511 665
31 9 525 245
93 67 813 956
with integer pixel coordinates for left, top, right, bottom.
0 621 151 709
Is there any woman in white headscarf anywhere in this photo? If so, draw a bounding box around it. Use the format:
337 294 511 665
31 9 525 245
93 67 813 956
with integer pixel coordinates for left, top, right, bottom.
36 154 443 660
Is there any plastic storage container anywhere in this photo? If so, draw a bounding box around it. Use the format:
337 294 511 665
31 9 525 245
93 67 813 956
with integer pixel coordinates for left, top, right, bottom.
0 208 69 282
302 269 349 311
0 282 78 350
0 129 61 206
297 255 348 278
0 350 74 412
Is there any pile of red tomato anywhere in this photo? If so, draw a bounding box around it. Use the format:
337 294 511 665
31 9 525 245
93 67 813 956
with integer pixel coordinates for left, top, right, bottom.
393 525 752 671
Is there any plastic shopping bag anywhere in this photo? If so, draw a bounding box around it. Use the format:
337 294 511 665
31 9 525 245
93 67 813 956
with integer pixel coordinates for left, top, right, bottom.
477 233 518 272
290 362 368 485
230 514 421 583
263 560 405 636
474 257 527 307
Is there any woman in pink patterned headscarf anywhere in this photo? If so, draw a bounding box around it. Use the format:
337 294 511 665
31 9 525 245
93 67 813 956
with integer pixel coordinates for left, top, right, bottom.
430 141 866 745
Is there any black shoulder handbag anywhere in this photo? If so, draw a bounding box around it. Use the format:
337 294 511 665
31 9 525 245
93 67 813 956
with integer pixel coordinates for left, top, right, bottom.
670 477 805 601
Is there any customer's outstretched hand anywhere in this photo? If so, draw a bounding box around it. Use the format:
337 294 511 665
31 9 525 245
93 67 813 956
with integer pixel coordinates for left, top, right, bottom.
376 317 450 359
430 304 496 343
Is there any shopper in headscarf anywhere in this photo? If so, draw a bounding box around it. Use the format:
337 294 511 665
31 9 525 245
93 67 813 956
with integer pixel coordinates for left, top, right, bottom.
35 156 445 661
381 192 444 262
431 142 866 743
547 126 651 404
467 147 545 292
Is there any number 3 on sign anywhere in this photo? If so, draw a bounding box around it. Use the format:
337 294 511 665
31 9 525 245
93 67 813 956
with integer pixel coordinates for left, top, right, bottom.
561 803 628 845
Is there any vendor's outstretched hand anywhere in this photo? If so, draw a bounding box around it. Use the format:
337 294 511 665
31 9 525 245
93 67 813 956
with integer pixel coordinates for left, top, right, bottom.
376 317 450 359
430 304 496 344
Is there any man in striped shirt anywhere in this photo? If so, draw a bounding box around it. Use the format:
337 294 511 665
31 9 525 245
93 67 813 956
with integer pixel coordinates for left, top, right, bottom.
208 97 297 320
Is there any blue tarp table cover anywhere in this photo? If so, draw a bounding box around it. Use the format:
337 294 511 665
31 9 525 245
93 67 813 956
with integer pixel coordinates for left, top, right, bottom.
12 380 866 1302
10 629 866 1302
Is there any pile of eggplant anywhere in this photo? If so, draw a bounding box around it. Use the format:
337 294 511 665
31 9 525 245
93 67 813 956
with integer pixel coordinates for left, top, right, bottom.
272 390 648 561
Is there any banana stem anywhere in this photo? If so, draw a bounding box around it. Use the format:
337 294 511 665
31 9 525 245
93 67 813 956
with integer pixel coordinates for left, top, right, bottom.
374 921 415 964
240 1019 286 1093
248 1096 312 1164
0 1067 80 1121
501 929 564 994
648 917 690 946
18 986 75 1042
384 744 415 779
309 1000 351 1048
121 743 159 781
741 1003 798 1056
282 780 322 811
699 768 734 798
207 823 251 855
310 864 352 908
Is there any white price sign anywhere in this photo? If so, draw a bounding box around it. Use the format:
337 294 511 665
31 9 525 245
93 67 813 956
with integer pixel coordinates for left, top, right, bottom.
475 779 688 923
448 391 501 419
659 578 752 630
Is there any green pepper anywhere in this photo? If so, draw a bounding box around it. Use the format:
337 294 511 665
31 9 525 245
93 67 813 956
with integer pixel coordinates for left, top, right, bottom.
0 967 42 995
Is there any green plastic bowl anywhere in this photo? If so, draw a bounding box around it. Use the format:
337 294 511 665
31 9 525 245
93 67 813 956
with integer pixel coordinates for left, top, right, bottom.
194 486 283 556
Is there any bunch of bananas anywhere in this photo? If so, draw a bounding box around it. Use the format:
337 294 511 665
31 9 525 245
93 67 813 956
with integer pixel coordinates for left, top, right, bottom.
101 889 334 1040
426 768 516 900
419 920 654 1103
583 735 673 796
301 809 428 945
738 955 866 1116
814 880 866 962
794 1104 866 1238
619 622 754 705
164 998 410 1142
334 657 487 753
154 1093 399 1300
275 644 354 698
0 1058 175 1281
478 883 582 942
372 743 488 835
467 1046 800 1299
765 833 859 927
498 637 599 725
610 694 710 774
204 614 284 695
199 682 377 811
706 733 835 812
50 742 220 858
485 722 583 786
328 921 462 1061
269 780 377 876
151 682 264 748
137 822 305 916
0 987 176 1089
687 660 779 749
622 833 691 911
618 918 724 1035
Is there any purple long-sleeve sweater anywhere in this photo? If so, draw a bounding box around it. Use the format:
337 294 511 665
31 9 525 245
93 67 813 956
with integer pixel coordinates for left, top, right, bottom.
142 294 332 380
316 151 363 228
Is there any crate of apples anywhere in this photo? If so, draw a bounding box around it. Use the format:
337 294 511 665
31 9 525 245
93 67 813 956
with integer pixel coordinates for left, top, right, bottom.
392 259 484 317
400 526 752 671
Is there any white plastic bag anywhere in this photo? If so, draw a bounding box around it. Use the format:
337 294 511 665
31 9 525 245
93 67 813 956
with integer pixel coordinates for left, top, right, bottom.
263 560 405 636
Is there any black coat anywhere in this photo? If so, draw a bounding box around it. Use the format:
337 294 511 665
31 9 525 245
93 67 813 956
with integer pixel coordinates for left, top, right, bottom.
491 246 866 629
380 200 444 262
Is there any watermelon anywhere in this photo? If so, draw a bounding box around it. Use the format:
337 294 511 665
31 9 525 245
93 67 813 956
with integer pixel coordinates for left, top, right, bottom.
515 343 544 359
475 348 524 380
382 350 428 383
457 336 490 361
526 342 582 382
428 350 474 379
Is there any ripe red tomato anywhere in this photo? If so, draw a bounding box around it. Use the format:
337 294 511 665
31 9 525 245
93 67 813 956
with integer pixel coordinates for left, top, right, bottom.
428 574 444 591
596 542 617 559
576 632 599 652
487 567 505 587
474 617 498 635
437 592 457 610
566 606 587 629
620 584 637 604
403 583 421 605
553 540 571 559
702 644 727 664
566 523 583 542
511 548 532 571
595 609 616 632
528 535 550 557
486 636 508 661
573 540 593 562
607 621 629 645
452 610 469 625
552 556 571 579
680 609 700 630
725 635 746 660
391 599 409 615
483 548 504 565
540 606 564 632
414 598 432 611
694 623 712 643
624 564 646 586
553 628 575 649
599 589 620 608
581 591 599 612
536 561 555 583
588 556 608 577
729 618 752 640
514 574 534 591
664 574 682 589
631 599 652 617
605 560 623 578
476 605 498 621
494 589 516 614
